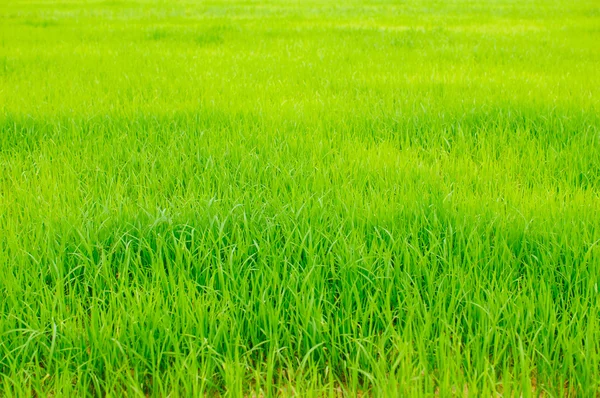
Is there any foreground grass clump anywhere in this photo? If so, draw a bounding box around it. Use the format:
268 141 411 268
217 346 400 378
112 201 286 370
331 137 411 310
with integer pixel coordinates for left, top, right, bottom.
1 0 599 395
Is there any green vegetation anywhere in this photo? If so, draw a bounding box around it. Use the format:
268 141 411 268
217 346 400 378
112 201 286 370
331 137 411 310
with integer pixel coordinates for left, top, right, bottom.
1 0 599 395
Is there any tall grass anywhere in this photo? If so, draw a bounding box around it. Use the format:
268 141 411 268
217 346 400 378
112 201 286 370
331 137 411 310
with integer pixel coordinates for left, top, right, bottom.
1 0 599 395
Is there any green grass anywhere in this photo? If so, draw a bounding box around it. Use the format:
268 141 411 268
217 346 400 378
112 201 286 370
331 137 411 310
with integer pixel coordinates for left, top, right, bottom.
1 0 599 395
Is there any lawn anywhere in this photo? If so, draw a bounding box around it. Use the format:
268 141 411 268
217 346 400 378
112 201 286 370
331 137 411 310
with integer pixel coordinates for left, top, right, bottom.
0 0 599 395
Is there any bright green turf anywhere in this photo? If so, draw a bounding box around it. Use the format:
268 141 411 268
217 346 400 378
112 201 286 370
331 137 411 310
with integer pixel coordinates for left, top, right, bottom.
1 0 599 395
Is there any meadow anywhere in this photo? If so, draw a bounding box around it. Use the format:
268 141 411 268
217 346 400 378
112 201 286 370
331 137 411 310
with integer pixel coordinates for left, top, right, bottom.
1 0 599 395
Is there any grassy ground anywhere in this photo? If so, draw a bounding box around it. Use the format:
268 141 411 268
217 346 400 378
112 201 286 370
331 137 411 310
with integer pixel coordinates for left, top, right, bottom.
1 0 599 395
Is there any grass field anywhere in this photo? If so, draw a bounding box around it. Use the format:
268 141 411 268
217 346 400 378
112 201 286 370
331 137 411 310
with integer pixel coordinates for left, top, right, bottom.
1 0 600 395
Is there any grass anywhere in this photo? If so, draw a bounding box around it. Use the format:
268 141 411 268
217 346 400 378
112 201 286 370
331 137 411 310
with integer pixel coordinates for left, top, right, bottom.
1 0 599 395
